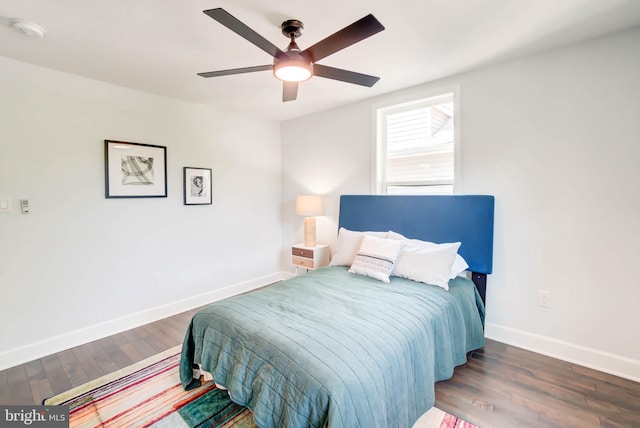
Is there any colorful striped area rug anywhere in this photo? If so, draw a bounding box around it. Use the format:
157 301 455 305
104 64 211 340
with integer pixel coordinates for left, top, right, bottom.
45 345 478 428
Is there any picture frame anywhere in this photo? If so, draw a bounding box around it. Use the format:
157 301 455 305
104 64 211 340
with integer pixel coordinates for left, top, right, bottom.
104 140 167 198
183 167 212 205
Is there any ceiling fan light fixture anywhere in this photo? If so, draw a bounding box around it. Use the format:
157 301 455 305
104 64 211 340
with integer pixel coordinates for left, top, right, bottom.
274 59 313 82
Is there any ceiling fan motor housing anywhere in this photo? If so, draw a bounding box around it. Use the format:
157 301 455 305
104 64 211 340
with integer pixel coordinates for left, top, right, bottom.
274 19 312 82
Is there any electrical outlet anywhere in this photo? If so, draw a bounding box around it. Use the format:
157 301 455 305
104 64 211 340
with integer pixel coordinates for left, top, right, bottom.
151 272 161 286
538 290 551 308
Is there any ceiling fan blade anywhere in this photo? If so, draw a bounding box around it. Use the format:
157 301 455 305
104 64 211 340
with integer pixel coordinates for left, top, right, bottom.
203 8 284 58
198 65 273 78
313 64 380 87
283 81 298 102
302 14 384 63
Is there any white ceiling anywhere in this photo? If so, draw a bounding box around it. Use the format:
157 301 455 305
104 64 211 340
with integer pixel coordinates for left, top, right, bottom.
2 0 640 122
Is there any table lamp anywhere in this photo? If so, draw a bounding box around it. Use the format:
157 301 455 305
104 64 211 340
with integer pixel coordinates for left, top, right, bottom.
295 195 324 247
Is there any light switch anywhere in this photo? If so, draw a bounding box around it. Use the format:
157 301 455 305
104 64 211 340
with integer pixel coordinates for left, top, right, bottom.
0 197 11 213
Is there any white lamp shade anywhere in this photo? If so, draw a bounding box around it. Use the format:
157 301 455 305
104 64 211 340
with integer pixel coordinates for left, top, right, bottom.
295 195 324 217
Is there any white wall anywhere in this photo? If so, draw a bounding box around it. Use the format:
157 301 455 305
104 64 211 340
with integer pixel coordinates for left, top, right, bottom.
0 56 282 370
281 27 640 381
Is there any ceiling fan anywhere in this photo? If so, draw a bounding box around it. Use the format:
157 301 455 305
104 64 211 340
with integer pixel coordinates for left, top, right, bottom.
198 8 385 102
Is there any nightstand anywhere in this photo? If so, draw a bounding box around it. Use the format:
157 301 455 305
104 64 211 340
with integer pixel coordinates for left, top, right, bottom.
291 243 330 271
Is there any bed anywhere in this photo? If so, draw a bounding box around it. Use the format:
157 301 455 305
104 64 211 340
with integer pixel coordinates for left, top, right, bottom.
180 194 494 428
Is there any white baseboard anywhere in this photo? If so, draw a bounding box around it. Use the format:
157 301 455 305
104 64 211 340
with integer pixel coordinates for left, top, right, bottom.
485 322 640 383
0 272 287 372
281 271 296 280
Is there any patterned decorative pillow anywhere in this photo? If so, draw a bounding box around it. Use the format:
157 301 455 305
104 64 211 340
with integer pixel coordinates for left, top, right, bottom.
348 235 404 283
329 228 389 266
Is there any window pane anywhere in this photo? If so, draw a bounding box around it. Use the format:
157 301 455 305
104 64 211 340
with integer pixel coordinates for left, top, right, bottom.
387 185 453 195
378 94 455 195
386 142 454 184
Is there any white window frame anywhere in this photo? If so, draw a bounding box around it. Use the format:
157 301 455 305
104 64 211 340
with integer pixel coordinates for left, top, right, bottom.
372 86 461 195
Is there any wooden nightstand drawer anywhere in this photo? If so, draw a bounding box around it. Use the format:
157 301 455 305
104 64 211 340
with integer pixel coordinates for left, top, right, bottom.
292 256 315 268
292 247 314 258
291 244 330 271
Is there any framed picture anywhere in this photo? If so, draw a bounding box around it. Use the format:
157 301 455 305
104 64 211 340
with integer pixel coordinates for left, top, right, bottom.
104 140 167 198
183 167 212 205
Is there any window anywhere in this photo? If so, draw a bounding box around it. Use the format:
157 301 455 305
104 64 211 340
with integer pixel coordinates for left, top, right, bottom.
374 91 457 195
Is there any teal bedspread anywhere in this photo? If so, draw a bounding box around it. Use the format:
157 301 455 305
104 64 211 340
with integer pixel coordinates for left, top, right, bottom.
180 267 485 428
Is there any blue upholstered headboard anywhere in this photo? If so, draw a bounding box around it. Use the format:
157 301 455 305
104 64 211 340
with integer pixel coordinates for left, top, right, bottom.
338 195 495 300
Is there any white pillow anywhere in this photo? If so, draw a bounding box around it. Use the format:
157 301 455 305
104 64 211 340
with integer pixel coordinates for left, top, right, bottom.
393 242 461 290
330 228 389 267
348 235 404 283
450 254 469 279
387 231 469 279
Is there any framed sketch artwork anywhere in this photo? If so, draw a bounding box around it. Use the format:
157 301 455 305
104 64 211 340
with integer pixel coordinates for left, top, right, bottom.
183 167 212 205
104 140 167 198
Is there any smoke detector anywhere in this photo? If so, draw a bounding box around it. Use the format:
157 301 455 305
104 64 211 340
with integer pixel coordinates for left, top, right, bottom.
10 19 45 38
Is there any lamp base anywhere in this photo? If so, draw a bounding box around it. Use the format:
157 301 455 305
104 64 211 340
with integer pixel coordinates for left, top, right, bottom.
303 217 317 247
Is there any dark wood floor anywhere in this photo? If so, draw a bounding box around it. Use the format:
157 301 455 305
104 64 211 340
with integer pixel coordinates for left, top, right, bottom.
1 308 639 427
435 342 640 427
